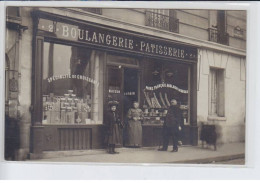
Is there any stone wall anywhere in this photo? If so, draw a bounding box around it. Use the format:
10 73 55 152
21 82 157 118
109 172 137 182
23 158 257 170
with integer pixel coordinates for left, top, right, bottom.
16 7 35 160
197 48 246 144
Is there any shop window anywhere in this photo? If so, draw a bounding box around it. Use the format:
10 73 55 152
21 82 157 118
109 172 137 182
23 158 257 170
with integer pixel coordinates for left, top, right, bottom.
208 10 229 45
142 59 190 126
145 9 179 33
209 68 225 117
42 42 103 125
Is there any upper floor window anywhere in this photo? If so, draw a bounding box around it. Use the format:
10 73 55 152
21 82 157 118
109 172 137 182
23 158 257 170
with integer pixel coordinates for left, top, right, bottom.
145 9 179 33
208 10 229 45
6 7 20 18
209 68 225 117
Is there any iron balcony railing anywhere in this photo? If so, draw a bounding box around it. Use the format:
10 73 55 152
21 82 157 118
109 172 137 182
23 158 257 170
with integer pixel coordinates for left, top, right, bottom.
78 8 102 15
208 28 229 46
145 11 179 33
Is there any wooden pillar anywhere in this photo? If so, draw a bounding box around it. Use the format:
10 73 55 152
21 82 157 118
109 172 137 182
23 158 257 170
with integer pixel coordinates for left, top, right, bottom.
30 31 44 157
47 43 54 93
91 51 99 123
31 37 43 126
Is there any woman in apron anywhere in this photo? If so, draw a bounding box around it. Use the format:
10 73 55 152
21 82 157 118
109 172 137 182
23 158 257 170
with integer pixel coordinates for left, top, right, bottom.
125 101 144 147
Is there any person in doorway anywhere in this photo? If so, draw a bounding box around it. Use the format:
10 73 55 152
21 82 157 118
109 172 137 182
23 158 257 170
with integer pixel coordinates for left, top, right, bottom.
158 99 182 152
105 101 123 154
125 101 144 147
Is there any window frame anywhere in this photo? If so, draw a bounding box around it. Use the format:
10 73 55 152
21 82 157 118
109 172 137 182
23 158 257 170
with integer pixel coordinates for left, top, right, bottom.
32 31 106 125
208 67 225 118
208 10 229 45
145 9 179 33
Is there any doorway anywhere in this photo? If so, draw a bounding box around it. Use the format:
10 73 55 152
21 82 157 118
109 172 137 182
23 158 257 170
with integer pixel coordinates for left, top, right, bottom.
106 64 140 146
107 66 139 122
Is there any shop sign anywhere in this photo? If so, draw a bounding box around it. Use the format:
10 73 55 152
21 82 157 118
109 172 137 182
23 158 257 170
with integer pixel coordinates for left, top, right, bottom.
37 17 197 62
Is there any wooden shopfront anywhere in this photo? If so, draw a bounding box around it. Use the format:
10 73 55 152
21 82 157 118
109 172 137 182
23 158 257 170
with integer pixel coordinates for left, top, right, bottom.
30 10 198 156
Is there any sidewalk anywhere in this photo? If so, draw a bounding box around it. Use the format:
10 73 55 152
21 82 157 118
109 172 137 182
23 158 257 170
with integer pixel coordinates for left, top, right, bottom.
32 142 245 164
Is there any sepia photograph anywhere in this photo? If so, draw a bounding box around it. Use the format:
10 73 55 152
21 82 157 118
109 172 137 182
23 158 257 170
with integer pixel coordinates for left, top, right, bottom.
3 4 247 166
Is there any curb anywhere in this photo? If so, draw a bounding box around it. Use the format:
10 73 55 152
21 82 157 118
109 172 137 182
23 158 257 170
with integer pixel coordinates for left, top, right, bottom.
170 153 245 164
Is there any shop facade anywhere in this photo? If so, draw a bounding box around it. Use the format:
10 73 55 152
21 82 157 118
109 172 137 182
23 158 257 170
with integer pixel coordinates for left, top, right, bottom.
5 7 246 160
28 10 198 156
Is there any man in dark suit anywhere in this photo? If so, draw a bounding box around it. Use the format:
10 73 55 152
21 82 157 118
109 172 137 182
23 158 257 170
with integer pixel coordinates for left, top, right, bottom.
158 99 182 152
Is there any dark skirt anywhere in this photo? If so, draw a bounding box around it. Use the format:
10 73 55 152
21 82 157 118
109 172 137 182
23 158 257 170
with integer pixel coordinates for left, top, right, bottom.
107 124 122 145
125 120 142 147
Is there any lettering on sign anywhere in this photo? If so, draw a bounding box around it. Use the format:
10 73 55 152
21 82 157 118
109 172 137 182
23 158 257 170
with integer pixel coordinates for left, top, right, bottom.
109 89 121 94
145 83 188 94
124 92 136 96
37 17 197 62
47 74 99 86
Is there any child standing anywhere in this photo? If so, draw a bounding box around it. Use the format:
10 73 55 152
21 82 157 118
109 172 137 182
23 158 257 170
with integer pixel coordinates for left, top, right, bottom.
106 101 123 154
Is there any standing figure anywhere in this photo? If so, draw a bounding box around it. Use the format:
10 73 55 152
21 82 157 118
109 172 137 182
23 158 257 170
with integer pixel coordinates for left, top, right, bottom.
125 101 144 147
158 99 182 152
105 101 123 154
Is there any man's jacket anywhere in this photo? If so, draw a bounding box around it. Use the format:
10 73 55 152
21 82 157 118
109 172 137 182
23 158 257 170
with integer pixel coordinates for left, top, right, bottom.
164 105 182 127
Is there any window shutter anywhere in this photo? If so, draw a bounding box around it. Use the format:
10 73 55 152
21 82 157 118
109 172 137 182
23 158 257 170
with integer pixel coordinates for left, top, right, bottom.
217 70 225 117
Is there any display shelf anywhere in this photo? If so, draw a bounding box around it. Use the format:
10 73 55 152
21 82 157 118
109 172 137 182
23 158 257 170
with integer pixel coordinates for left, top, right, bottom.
42 90 92 125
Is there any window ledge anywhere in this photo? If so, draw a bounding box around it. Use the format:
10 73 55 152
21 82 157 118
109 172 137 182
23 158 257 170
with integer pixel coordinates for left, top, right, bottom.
207 116 226 121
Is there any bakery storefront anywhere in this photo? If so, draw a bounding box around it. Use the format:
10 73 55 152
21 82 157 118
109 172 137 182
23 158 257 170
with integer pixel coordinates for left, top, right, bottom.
31 11 198 155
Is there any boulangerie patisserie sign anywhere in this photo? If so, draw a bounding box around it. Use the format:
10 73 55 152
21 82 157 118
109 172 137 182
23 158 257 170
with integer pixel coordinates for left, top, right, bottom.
35 11 198 62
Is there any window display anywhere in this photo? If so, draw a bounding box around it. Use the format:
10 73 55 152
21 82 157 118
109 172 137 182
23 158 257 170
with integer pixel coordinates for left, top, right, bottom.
42 43 103 124
142 59 190 125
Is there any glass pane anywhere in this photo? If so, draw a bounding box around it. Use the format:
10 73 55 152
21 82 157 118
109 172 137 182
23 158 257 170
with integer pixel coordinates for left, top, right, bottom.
142 59 189 125
107 67 122 103
42 42 103 124
123 68 139 116
210 69 218 115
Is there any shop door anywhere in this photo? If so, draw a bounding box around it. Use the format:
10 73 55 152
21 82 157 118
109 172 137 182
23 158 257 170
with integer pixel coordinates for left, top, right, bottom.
106 66 139 145
123 68 139 122
107 66 139 122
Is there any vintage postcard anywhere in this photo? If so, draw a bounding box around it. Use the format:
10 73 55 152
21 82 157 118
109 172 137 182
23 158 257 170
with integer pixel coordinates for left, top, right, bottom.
4 4 246 165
